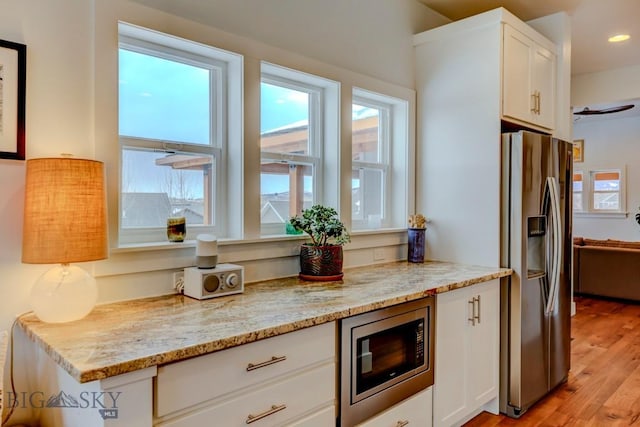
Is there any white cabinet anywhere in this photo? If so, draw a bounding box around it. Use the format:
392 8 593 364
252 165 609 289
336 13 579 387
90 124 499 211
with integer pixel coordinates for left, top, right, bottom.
414 7 568 267
502 24 556 130
433 280 500 427
154 322 336 426
357 387 432 427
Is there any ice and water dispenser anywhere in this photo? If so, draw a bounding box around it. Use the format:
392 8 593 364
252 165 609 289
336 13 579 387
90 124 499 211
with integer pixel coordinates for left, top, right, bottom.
527 216 546 278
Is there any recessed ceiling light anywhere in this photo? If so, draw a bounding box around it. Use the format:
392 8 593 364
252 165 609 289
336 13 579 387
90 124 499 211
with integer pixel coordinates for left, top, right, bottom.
608 34 630 43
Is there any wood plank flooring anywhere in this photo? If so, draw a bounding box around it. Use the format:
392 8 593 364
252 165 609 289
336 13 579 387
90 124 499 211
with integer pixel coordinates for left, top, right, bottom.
465 296 640 426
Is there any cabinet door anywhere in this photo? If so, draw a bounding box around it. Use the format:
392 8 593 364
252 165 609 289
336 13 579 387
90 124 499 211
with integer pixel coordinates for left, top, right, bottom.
502 24 533 125
531 45 556 129
502 24 556 130
467 280 500 408
434 280 500 427
433 288 469 426
357 387 432 427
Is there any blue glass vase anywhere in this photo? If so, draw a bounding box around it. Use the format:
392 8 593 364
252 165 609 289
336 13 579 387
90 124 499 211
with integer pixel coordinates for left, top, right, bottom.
408 228 426 263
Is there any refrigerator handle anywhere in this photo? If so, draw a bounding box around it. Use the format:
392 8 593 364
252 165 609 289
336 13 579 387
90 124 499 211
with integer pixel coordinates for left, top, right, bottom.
545 177 562 314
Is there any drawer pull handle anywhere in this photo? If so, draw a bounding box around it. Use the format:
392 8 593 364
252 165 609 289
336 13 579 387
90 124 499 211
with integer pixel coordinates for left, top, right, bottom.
468 296 480 326
246 404 287 424
397 421 409 427
468 298 476 326
246 355 287 371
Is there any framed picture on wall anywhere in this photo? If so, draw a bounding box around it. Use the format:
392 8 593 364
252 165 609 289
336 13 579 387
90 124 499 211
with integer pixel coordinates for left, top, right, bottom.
573 139 584 163
0 38 26 160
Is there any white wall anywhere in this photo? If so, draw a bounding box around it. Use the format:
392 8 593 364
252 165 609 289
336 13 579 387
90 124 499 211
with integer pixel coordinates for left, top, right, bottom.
571 64 640 240
572 63 640 107
129 0 445 89
572 115 640 240
0 0 96 332
0 3 447 419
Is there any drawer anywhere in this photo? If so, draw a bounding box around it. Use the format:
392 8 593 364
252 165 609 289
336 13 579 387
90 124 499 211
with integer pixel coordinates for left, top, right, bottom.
286 405 335 427
156 322 335 417
155 362 335 427
356 387 432 427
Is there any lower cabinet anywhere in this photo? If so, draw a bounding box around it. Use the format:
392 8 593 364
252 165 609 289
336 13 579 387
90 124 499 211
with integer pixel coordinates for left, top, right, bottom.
154 322 336 426
433 279 500 427
357 387 433 427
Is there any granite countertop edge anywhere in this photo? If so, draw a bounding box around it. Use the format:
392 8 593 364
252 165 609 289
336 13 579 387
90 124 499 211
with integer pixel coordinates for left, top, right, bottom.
17 261 512 383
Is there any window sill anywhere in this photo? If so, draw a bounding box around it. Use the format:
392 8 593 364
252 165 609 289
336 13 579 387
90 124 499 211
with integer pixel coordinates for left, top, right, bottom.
573 211 628 219
97 229 409 278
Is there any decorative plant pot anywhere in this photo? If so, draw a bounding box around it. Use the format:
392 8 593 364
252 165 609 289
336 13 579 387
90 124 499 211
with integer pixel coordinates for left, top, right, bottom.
299 244 344 280
408 228 426 263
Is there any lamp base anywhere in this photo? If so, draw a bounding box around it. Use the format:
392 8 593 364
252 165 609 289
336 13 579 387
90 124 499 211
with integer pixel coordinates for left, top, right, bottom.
30 264 98 323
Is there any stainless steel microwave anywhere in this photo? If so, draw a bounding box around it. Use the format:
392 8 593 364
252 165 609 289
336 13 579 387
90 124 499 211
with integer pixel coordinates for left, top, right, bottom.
339 297 435 426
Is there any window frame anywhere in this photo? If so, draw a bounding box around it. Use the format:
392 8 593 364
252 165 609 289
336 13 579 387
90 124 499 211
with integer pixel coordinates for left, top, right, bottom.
590 168 625 213
259 63 338 236
573 166 627 217
117 22 242 246
572 170 583 212
351 95 391 230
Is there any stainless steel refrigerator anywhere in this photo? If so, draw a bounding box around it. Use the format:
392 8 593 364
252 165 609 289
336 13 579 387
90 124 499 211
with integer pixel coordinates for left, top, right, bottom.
499 130 573 418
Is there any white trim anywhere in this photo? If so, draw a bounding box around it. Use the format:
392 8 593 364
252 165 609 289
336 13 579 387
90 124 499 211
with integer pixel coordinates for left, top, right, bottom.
573 211 628 219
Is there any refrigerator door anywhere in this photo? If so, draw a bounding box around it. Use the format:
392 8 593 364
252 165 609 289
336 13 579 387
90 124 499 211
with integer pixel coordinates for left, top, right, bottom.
548 137 572 393
500 131 571 417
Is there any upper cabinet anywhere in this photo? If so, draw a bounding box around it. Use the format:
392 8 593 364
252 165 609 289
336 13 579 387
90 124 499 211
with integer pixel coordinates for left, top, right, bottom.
502 24 556 130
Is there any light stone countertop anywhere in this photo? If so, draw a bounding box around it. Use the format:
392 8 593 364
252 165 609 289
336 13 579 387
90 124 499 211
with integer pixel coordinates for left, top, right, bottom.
17 261 511 383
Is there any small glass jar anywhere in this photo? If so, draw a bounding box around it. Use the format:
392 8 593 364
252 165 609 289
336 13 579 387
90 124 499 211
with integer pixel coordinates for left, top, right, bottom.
167 217 186 242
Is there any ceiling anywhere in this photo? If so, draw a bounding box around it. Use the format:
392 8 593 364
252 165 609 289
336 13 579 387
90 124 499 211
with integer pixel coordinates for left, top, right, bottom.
417 0 640 76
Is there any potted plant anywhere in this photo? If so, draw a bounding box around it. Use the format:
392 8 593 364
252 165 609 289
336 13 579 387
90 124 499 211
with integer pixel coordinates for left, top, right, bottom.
289 205 350 280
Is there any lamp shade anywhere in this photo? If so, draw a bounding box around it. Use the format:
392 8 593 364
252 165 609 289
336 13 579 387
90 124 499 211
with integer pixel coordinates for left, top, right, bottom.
22 158 108 264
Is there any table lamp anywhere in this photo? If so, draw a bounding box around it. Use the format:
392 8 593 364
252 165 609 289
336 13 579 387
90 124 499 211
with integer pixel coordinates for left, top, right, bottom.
22 157 108 323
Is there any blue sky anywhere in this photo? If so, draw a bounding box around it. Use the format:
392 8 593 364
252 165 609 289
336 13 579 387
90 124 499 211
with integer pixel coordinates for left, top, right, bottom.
119 50 308 141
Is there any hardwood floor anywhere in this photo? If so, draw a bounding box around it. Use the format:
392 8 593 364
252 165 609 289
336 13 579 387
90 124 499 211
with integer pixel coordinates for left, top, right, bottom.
465 296 640 426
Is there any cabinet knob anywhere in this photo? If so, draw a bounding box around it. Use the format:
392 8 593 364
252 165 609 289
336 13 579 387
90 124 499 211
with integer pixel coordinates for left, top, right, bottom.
396 421 409 427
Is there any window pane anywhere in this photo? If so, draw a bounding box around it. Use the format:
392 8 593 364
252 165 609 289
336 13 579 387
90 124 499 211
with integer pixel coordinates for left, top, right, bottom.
261 83 309 155
572 173 582 192
122 148 214 227
573 193 582 211
593 175 620 191
260 162 313 226
352 168 383 224
119 49 211 145
352 104 380 162
593 193 619 210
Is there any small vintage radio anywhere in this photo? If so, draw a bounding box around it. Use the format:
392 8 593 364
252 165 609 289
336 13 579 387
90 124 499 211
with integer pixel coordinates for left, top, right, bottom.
183 263 244 300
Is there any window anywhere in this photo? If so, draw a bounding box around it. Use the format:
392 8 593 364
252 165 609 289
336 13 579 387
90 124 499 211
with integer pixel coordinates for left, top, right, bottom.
572 167 626 215
260 63 339 235
118 23 242 245
351 88 408 231
572 171 583 212
591 170 622 211
351 97 389 229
